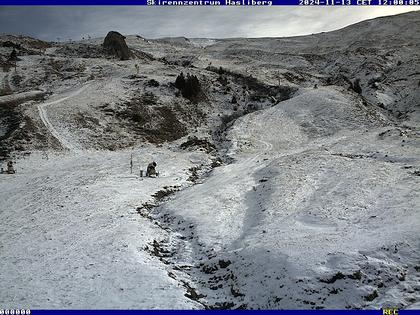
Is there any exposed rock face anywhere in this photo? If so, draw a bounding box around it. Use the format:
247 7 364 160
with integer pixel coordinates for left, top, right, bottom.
102 31 131 60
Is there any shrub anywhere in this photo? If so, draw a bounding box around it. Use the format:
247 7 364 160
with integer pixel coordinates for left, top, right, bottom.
175 72 186 90
174 72 202 102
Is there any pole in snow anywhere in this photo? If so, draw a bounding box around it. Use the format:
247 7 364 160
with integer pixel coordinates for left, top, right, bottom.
130 153 133 174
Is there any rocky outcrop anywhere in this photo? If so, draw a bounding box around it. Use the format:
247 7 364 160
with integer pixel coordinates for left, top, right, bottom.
102 31 132 61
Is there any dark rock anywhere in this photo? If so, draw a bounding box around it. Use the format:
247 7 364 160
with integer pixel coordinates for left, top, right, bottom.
364 290 378 301
230 285 245 297
146 79 160 87
103 31 132 60
348 270 362 280
320 272 346 284
219 259 231 268
351 78 362 94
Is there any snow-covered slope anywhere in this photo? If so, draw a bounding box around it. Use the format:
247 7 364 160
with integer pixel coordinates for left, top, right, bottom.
0 150 207 309
153 87 419 309
0 11 419 310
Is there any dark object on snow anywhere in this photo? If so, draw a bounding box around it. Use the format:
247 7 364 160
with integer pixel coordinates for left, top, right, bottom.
8 49 18 62
146 79 160 87
351 78 362 94
146 161 157 177
103 31 131 60
174 72 202 102
175 72 186 90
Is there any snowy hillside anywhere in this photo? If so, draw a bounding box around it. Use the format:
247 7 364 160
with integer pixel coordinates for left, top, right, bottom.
0 11 419 309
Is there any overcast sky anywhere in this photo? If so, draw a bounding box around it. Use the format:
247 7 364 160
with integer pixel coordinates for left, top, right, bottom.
0 6 418 41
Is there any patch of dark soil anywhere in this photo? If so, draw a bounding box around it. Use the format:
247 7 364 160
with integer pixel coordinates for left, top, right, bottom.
132 50 155 61
0 103 57 160
319 272 346 284
219 259 231 269
202 263 219 274
230 285 245 298
55 44 107 59
187 166 200 183
364 290 378 301
208 302 235 310
1 41 21 49
347 270 363 280
145 239 173 262
0 103 21 160
180 136 216 153
159 55 196 67
142 106 187 143
283 71 306 84
74 112 100 127
331 153 374 160
0 36 50 57
206 65 296 104
181 280 206 301
210 158 223 168
113 93 187 144
152 186 180 200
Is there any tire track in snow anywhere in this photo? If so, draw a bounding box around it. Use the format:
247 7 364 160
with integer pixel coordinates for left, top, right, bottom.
37 83 91 151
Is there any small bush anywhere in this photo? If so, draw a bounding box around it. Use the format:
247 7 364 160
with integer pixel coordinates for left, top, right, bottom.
174 72 203 102
175 72 186 90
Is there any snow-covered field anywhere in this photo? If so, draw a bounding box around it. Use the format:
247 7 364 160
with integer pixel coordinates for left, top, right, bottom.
1 11 419 310
0 145 214 308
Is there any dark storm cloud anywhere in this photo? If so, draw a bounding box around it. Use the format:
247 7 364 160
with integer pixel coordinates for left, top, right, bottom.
0 6 417 41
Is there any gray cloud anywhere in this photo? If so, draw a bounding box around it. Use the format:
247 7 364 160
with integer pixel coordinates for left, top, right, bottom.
0 6 417 41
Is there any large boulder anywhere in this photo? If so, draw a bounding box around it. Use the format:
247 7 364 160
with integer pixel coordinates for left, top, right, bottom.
103 31 132 60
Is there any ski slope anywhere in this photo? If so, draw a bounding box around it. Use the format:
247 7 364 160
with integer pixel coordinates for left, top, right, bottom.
37 84 91 151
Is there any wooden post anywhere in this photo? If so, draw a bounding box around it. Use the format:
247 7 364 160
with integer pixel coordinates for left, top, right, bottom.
130 153 133 174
